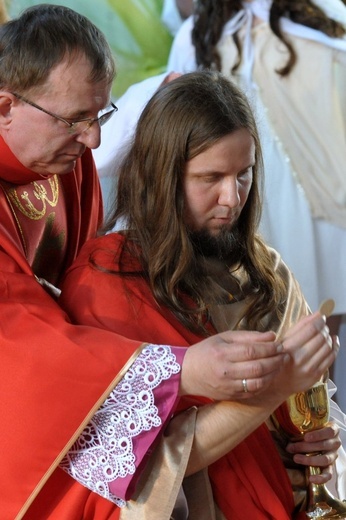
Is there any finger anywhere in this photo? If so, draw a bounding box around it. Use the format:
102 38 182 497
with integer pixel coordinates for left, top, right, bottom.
221 341 284 365
331 334 340 356
298 337 333 371
220 329 277 346
293 451 338 468
282 312 328 348
282 316 329 356
302 422 339 443
285 328 335 373
290 442 340 464
287 425 340 454
229 366 285 398
222 351 287 382
308 465 333 485
281 312 323 338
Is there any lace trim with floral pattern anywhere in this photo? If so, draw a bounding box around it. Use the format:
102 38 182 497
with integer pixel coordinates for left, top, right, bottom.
60 344 180 505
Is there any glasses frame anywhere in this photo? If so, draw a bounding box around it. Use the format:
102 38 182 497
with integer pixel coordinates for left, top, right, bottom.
12 92 118 134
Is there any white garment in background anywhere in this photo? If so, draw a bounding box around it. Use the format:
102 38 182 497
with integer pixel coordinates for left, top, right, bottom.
93 73 167 214
161 0 185 35
93 73 167 180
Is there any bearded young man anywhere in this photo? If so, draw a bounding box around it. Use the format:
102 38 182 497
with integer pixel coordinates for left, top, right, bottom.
59 71 345 519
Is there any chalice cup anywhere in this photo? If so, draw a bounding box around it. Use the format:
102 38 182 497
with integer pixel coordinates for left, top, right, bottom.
275 381 346 519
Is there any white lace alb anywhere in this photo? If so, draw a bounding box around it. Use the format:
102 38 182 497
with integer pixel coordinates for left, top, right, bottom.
60 344 180 506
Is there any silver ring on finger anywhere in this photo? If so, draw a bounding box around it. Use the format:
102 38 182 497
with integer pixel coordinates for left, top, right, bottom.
242 378 248 393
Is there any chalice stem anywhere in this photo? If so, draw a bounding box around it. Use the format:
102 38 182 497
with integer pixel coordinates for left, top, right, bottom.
306 464 346 519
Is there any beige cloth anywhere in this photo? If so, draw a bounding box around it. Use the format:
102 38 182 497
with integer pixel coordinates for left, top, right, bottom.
206 247 309 337
120 407 224 520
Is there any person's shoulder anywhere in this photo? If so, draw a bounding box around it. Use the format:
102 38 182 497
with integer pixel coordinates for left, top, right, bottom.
73 233 125 271
60 234 129 301
266 245 285 266
266 245 296 281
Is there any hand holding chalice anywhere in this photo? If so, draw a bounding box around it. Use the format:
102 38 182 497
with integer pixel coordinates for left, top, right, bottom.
274 301 346 519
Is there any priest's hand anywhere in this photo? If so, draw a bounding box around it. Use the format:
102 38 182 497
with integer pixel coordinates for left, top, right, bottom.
179 329 285 400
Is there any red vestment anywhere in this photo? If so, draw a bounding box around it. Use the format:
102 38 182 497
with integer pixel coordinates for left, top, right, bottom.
0 138 147 519
60 232 310 520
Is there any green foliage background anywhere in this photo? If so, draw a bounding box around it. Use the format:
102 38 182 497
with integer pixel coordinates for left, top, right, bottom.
9 0 173 98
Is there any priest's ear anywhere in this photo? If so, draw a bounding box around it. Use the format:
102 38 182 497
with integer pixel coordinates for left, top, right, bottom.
0 91 15 128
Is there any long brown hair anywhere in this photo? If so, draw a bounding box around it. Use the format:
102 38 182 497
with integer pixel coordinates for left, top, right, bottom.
103 71 287 333
192 0 346 76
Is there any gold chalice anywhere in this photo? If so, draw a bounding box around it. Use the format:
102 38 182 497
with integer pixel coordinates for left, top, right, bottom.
274 381 346 519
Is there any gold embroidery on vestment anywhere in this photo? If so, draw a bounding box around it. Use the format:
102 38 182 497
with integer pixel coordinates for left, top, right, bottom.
7 176 59 220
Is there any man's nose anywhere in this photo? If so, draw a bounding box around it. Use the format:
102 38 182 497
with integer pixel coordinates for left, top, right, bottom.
75 123 101 149
218 177 240 207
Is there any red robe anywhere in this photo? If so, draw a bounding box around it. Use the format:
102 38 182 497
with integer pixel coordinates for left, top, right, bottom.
0 138 145 519
60 232 309 520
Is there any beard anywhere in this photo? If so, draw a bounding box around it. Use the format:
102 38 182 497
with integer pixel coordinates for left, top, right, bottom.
188 224 244 263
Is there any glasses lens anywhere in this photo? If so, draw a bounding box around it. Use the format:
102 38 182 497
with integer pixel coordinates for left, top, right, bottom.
99 105 117 127
69 118 103 134
68 105 117 134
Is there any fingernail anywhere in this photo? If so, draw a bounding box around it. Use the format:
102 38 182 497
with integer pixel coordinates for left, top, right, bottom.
315 316 327 332
333 336 340 351
283 353 291 364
